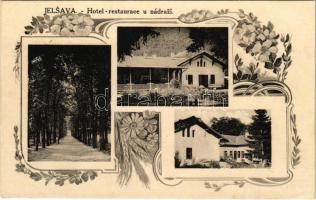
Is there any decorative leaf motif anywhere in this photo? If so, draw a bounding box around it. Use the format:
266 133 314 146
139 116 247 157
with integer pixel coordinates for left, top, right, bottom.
290 112 301 168
30 172 42 181
286 44 292 55
264 62 274 69
241 74 249 80
237 70 242 79
238 9 244 14
233 73 238 81
267 21 274 30
204 181 245 191
250 73 258 81
279 34 292 81
274 57 282 68
115 112 160 187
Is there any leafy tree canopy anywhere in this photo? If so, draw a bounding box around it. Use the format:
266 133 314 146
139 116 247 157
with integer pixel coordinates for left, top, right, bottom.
186 27 228 63
210 117 246 136
117 27 228 64
117 27 160 61
247 109 271 162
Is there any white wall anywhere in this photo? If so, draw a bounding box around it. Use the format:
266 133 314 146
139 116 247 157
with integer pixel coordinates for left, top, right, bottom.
220 146 252 163
181 56 225 88
175 124 221 165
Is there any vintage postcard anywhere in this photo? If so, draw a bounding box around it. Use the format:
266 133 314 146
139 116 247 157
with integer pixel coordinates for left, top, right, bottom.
0 1 315 198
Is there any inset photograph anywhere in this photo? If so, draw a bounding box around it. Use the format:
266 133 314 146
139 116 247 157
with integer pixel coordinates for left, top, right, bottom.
27 45 111 162
117 27 228 107
174 109 271 168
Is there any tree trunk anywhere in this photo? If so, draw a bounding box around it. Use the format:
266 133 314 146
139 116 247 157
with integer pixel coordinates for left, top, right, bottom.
46 112 50 146
82 114 87 144
41 112 46 148
99 110 106 151
45 79 52 146
92 111 97 148
52 98 57 143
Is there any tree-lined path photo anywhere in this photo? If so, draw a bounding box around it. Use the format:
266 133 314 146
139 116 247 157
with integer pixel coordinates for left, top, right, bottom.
28 130 111 161
27 45 111 162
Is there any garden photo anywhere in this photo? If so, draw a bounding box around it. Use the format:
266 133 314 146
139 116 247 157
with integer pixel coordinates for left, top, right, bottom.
174 109 271 168
117 27 229 107
27 45 111 162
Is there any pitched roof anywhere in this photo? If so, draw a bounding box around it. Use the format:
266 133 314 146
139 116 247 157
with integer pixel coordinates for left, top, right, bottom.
175 116 251 146
220 134 249 147
177 51 227 68
118 51 227 69
118 55 187 68
175 116 226 140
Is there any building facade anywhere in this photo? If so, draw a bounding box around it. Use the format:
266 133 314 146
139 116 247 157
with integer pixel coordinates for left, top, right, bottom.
174 116 227 165
219 134 253 163
117 51 228 92
178 52 227 88
175 116 253 166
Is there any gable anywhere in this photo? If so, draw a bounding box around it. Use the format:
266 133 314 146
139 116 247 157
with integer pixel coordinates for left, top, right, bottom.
177 52 227 69
175 116 227 140
220 134 249 147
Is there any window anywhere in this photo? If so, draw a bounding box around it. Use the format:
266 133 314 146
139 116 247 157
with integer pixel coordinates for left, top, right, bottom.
187 128 190 137
241 151 245 158
224 151 228 157
188 75 193 85
140 75 150 83
210 74 215 84
230 151 233 157
151 68 169 83
238 151 241 158
186 148 192 159
192 130 195 137
117 68 130 84
182 129 185 137
197 61 200 67
204 61 206 67
160 75 168 82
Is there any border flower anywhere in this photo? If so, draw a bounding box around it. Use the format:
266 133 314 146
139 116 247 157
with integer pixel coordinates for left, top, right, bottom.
115 111 160 188
178 9 292 83
24 14 95 36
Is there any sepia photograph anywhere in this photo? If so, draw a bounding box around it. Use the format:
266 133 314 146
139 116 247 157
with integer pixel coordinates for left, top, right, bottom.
27 45 111 162
117 27 229 107
174 109 271 168
0 1 314 198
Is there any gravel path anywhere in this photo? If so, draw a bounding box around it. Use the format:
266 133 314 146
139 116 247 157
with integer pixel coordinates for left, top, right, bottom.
28 133 111 162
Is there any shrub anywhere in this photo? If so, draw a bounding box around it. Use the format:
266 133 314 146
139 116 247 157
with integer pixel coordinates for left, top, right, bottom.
170 78 180 88
174 151 181 168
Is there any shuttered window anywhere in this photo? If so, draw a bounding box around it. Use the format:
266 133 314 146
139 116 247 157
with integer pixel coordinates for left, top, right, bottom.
186 148 192 159
210 74 215 84
188 75 193 85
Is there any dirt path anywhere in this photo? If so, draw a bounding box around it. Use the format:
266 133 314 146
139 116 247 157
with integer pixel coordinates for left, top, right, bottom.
28 133 111 162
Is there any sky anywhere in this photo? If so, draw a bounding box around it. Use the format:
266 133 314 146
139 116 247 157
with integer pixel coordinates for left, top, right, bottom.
175 109 261 125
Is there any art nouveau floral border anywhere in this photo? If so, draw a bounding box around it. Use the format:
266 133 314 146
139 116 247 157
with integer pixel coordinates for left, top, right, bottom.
12 9 300 190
